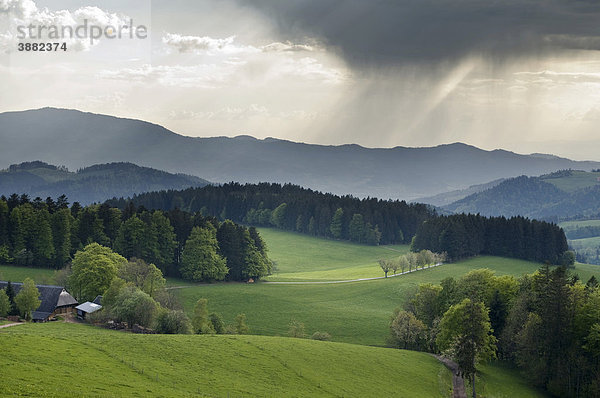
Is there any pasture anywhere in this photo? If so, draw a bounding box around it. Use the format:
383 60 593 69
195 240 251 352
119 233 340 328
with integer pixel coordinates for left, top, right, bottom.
0 322 451 397
258 228 409 281
172 256 570 347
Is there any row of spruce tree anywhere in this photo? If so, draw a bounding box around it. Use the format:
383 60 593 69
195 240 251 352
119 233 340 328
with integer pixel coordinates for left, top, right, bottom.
410 213 571 264
0 194 270 281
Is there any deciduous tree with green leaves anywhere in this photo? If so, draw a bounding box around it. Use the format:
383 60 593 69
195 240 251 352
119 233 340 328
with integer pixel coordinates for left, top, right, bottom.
0 288 10 317
14 278 41 320
389 309 426 350
181 225 228 282
112 285 158 327
118 258 165 298
68 243 127 302
437 298 497 398
192 298 215 334
378 259 392 278
235 313 250 335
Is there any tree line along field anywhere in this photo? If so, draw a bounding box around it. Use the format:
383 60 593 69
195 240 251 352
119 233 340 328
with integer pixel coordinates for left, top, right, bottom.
1 322 451 398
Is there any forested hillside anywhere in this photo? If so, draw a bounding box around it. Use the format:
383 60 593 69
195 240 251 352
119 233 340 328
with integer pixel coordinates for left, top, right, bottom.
0 161 209 205
107 183 435 245
0 195 269 281
445 170 600 220
415 178 507 207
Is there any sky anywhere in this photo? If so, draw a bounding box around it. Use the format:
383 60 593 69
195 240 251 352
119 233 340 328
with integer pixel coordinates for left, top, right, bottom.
1 0 600 160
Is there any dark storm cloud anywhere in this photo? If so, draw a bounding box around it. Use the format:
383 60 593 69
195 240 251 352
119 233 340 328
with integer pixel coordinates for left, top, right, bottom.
240 0 600 67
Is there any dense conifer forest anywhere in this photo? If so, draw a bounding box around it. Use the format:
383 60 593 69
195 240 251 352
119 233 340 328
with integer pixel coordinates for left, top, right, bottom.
106 182 435 245
411 214 571 264
0 194 270 281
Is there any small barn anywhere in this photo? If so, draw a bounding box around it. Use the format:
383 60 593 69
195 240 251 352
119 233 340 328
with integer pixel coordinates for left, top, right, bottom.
0 281 78 322
75 301 102 320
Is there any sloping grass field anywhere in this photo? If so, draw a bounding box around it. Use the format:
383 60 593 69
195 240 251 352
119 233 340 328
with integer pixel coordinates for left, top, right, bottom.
258 228 409 281
542 170 600 192
0 264 56 284
570 236 600 250
0 322 451 398
477 362 548 398
173 256 587 347
559 219 600 230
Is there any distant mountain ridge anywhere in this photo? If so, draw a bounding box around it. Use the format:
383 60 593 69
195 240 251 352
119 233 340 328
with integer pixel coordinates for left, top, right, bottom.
444 170 600 220
0 161 209 205
1 107 600 200
415 178 507 207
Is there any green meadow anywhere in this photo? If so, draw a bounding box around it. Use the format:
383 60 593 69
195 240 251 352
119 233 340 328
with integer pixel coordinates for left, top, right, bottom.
0 264 57 284
559 219 600 230
476 362 548 398
0 322 451 398
173 256 583 347
570 236 600 250
543 170 600 192
258 228 409 281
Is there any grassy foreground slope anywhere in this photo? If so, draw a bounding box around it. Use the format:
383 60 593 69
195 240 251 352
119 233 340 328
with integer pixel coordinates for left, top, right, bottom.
0 322 450 398
258 228 409 281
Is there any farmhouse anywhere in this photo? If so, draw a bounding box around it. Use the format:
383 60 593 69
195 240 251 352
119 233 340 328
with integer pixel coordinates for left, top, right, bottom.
0 281 78 322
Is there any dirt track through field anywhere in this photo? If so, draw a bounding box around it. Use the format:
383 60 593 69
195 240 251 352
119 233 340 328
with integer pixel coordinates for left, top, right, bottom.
0 322 24 329
262 263 445 285
435 355 467 398
166 263 446 289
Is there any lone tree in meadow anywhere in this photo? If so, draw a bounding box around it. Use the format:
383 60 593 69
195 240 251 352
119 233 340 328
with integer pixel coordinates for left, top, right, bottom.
14 278 40 320
437 298 497 398
235 313 250 335
287 319 306 338
192 298 215 334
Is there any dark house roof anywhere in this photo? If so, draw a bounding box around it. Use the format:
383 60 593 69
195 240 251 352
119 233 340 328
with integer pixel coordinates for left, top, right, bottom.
92 295 102 305
0 281 78 321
